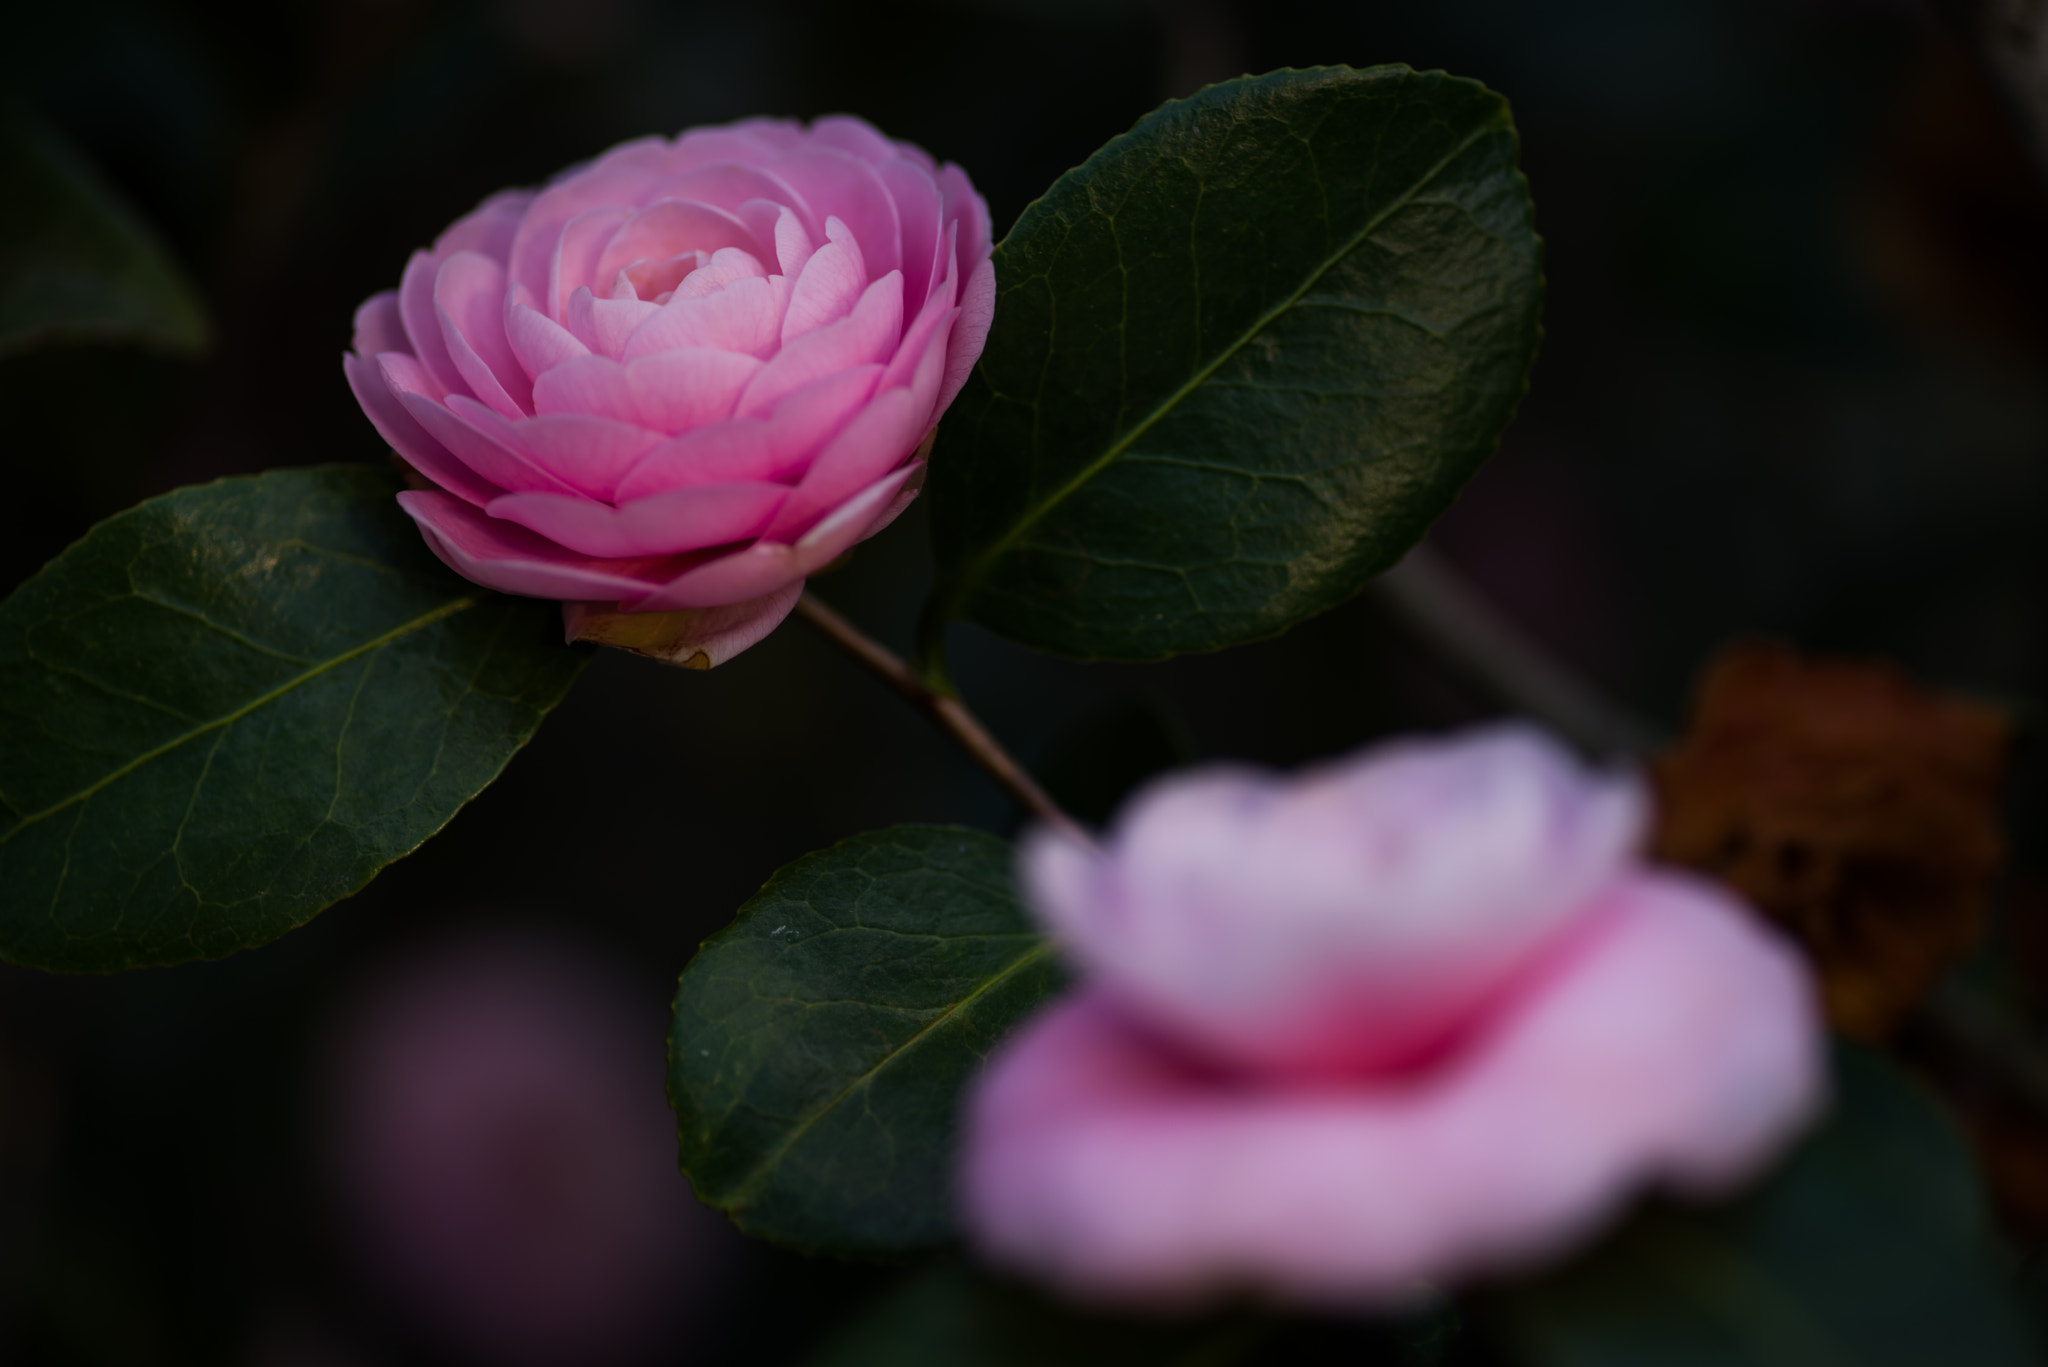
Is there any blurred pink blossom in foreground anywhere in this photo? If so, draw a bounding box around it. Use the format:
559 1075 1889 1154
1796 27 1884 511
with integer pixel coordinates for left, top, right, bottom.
345 116 994 667
326 934 721 1365
959 726 1824 1308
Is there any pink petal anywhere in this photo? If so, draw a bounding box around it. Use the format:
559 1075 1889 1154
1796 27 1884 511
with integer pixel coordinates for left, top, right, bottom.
435 251 531 417
645 163 812 222
384 358 576 496
531 354 635 421
589 135 675 175
561 580 802 669
399 250 468 397
613 363 880 499
670 126 795 171
509 413 666 501
593 200 764 288
669 246 768 302
508 171 655 307
431 188 533 262
878 157 943 316
940 257 997 414
487 481 788 558
958 874 1822 1308
808 115 897 165
621 274 791 361
761 381 927 543
781 217 867 344
563 287 662 359
880 288 960 396
736 272 902 418
344 352 501 506
352 291 410 358
624 251 704 301
769 204 816 277
940 162 993 284
625 348 763 431
550 206 635 321
505 303 590 381
767 147 902 283
398 490 678 600
624 462 914 611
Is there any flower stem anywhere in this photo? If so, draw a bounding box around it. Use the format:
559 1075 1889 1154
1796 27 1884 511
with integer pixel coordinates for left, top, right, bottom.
1371 544 1665 757
794 592 1087 842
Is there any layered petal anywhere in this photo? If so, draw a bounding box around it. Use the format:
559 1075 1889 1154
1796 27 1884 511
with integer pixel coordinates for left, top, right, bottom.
625 462 916 611
960 872 1823 1308
398 490 679 601
1019 727 1649 1078
487 481 787 559
562 582 803 670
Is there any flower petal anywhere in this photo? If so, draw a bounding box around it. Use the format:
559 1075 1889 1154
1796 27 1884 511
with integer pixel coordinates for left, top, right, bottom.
767 146 902 283
507 171 654 308
488 480 788 558
781 216 867 344
398 250 467 397
646 163 814 226
736 271 902 418
621 273 791 361
352 291 410 359
877 156 943 315
398 489 677 601
624 462 914 611
563 286 662 358
959 873 1822 1308
509 412 666 501
940 257 997 414
549 205 635 320
505 303 589 381
384 358 578 496
612 363 881 500
435 251 531 417
594 199 764 288
807 114 897 165
430 188 532 262
561 580 802 669
344 352 501 506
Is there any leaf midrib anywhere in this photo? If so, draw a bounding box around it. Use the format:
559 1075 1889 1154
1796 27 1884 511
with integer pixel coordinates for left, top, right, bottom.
721 935 1056 1207
0 595 478 843
945 105 1506 610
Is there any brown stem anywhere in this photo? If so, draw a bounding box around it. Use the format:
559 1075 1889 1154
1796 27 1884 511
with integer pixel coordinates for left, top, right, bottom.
794 592 1089 843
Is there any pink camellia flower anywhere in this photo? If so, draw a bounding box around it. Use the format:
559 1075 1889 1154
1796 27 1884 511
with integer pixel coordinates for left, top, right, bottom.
344 116 994 667
959 725 1823 1308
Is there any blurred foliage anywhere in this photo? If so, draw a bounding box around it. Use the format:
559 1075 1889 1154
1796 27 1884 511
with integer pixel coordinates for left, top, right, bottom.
1497 1047 2039 1366
0 114 210 358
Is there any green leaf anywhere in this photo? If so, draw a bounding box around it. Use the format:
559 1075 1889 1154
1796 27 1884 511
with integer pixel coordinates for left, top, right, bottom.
1 113 210 357
925 64 1542 661
669 826 1063 1254
1496 1047 2040 1367
0 465 587 971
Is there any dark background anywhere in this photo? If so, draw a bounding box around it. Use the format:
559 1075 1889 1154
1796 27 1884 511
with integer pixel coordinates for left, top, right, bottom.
3 0 2046 1362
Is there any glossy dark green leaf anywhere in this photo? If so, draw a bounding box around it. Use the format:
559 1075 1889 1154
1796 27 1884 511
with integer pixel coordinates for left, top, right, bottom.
1497 1047 2039 1367
0 465 587 971
669 826 1062 1253
925 65 1542 660
1 114 210 357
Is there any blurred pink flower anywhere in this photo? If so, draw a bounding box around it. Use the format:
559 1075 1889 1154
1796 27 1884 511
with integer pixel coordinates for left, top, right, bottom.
326 934 724 1365
960 726 1823 1308
345 116 994 667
